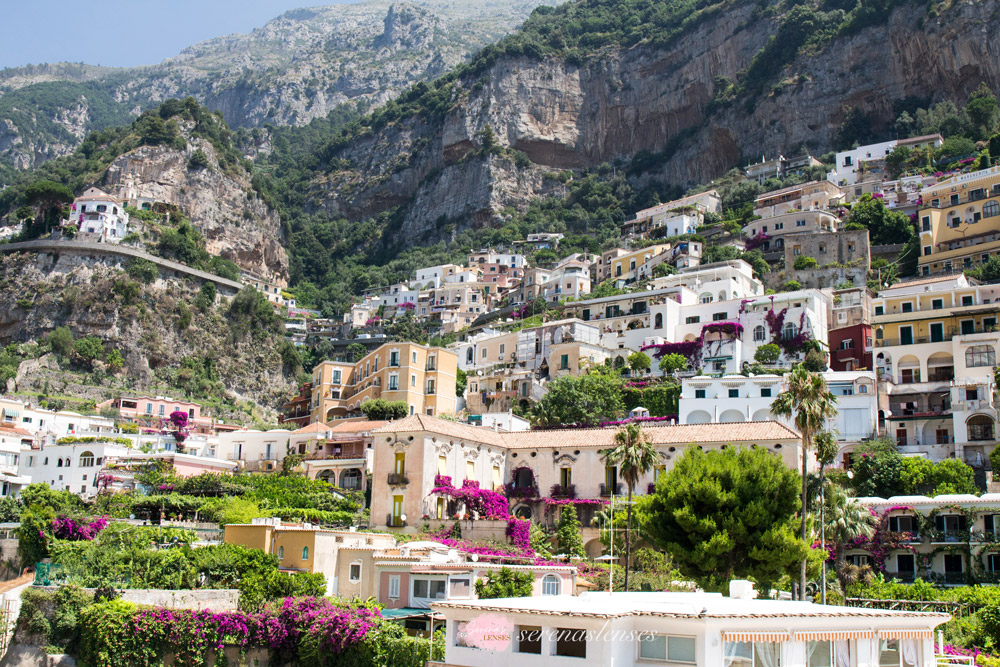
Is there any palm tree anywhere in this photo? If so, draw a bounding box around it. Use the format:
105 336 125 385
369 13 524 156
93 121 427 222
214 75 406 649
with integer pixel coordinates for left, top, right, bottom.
602 423 659 591
824 486 878 594
814 430 839 603
770 365 838 600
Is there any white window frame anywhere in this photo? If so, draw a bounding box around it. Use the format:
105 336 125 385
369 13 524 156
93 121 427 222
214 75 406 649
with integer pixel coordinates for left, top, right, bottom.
541 574 561 596
349 561 362 583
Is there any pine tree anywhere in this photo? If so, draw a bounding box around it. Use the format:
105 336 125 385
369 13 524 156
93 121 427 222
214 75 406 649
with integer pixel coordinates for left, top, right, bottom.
556 503 586 558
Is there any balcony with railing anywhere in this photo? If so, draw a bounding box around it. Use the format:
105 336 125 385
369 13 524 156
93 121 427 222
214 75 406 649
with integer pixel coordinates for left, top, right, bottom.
387 472 409 486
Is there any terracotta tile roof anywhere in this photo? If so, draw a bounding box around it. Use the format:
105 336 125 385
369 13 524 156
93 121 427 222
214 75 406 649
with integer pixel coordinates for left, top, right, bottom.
326 420 388 433
370 415 508 447
499 421 801 449
371 416 800 449
0 426 32 437
292 422 332 435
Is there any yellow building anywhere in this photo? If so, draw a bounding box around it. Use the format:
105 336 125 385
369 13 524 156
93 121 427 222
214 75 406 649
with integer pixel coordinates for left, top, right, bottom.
609 244 671 282
917 166 1000 276
310 342 458 422
224 519 396 595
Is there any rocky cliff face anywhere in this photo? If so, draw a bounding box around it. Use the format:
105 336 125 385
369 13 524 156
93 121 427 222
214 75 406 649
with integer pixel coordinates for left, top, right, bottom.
0 0 553 174
313 0 1000 247
101 131 288 282
0 253 294 416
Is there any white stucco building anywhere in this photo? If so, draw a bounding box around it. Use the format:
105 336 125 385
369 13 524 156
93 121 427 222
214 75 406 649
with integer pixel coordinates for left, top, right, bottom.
68 187 130 242
433 584 948 667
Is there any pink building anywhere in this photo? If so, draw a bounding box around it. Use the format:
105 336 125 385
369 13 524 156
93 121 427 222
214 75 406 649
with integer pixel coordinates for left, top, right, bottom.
98 396 215 434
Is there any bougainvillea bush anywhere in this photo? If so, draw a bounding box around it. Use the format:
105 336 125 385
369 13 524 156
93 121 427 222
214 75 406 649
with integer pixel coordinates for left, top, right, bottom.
51 515 109 541
76 596 442 667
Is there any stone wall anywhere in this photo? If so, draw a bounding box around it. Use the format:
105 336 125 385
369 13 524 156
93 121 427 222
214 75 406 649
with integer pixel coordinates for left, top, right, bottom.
32 587 239 611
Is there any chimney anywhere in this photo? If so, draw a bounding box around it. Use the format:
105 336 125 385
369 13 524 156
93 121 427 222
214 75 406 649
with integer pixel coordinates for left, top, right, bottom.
729 580 758 600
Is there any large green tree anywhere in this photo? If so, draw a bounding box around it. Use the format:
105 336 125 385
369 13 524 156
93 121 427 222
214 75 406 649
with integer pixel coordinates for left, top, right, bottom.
601 424 659 591
847 194 915 246
639 447 809 592
529 370 624 427
770 366 837 599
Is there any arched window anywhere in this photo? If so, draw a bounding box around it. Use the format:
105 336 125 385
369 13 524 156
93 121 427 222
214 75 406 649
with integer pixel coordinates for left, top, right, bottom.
57 459 63 468
753 325 766 342
700 293 713 304
278 546 284 559
985 201 1000 218
967 345 996 368
302 546 310 560
467 348 474 364
782 322 798 340
654 313 663 329
541 574 561 596
79 451 95 467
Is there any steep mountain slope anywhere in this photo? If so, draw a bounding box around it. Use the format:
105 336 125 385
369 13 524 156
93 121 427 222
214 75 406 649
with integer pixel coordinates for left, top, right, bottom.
278 0 1000 257
0 0 556 179
0 98 287 282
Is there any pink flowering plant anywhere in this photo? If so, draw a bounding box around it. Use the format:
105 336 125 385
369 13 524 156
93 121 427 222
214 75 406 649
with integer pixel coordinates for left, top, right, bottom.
77 596 386 667
51 515 109 541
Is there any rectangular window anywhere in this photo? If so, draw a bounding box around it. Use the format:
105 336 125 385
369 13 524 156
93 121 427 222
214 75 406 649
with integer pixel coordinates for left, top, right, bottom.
389 375 399 391
897 554 915 573
875 305 884 316
989 554 1000 572
410 374 416 387
560 467 572 488
899 326 913 346
713 312 727 321
349 563 361 582
728 389 739 398
638 635 696 663
466 461 475 480
963 295 974 306
517 626 542 654
389 575 400 598
695 389 706 399
685 316 700 324
560 354 569 370
932 298 943 310
761 388 772 398
449 577 471 598
555 628 587 658
902 302 913 313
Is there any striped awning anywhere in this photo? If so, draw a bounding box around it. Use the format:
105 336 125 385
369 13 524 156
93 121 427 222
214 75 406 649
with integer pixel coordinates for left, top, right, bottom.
796 630 875 641
721 631 791 643
879 629 934 640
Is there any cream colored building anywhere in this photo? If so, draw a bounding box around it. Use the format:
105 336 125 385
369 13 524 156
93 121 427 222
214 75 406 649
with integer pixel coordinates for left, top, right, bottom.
753 180 845 218
310 343 458 422
872 274 1000 464
368 415 803 558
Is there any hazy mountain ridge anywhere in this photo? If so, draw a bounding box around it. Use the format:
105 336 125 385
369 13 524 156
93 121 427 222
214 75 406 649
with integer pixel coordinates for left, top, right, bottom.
0 0 555 180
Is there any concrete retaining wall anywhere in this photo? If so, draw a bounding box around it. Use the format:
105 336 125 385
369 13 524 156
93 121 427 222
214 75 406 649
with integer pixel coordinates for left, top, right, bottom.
32 587 239 611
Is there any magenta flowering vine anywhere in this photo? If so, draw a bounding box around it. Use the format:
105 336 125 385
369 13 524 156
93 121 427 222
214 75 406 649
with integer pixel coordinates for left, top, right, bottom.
429 478 510 519
51 515 109 541
81 597 382 667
